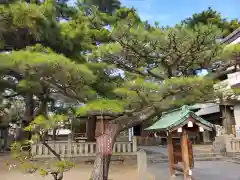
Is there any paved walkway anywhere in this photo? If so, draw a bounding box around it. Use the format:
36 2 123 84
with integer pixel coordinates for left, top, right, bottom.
148 161 240 180
141 146 240 179
139 145 213 157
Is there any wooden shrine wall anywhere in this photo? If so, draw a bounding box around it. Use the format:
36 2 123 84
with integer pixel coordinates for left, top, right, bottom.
173 139 194 169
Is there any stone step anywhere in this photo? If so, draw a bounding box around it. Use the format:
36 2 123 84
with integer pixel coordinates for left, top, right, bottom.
147 152 221 158
226 157 240 164
148 155 168 160
194 156 225 161
148 160 168 163
147 152 223 161
194 153 222 157
233 157 240 160
148 156 224 163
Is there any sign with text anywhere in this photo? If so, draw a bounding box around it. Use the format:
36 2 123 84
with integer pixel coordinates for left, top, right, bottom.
235 125 240 137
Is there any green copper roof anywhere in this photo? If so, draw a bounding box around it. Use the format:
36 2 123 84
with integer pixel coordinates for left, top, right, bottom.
145 105 213 132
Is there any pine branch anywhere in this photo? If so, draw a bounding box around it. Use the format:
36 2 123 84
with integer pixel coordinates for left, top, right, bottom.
42 142 61 161
3 93 20 98
111 106 156 131
208 61 240 80
42 80 87 103
135 89 149 106
109 55 165 80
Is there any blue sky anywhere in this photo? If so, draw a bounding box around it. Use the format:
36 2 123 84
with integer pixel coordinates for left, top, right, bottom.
120 0 240 26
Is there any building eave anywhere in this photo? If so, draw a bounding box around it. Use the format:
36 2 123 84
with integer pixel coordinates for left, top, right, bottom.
222 27 240 44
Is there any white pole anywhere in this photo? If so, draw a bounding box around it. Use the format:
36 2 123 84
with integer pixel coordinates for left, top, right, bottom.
128 128 131 141
128 127 134 141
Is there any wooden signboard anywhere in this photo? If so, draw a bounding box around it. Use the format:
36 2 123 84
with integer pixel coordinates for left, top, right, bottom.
173 139 194 169
96 134 112 155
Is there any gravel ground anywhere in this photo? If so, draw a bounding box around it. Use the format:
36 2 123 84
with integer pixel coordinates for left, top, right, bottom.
0 154 139 180
1 153 240 180
1 163 139 180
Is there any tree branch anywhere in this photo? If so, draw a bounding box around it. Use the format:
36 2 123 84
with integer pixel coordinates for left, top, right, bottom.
36 130 62 162
112 106 157 131
146 69 166 80
109 55 166 80
42 142 61 161
207 58 240 80
82 110 123 117
135 89 149 106
3 92 20 98
42 80 87 103
109 84 186 132
50 171 63 180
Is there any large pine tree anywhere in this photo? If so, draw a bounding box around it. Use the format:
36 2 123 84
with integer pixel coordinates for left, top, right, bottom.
1 1 240 180
182 7 240 37
81 0 121 14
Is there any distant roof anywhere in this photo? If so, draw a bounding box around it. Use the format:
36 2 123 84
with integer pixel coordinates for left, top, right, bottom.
222 28 240 44
145 105 213 132
191 103 220 116
196 104 220 116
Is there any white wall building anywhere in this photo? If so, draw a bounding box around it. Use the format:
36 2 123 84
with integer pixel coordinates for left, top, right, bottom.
191 28 240 142
216 28 240 136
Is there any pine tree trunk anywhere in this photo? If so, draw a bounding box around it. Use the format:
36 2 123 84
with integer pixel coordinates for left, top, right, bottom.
90 150 112 180
52 128 57 141
22 93 34 142
90 125 117 180
90 107 157 180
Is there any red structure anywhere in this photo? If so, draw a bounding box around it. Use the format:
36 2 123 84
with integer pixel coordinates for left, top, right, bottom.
96 134 112 155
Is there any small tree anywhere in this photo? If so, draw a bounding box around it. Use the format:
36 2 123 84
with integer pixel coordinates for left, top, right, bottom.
7 114 74 180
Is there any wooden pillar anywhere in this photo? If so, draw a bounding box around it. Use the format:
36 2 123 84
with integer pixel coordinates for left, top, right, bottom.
167 132 175 177
86 116 96 141
181 129 190 180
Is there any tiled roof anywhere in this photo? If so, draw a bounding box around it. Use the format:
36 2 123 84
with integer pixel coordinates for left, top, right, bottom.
222 28 240 44
145 105 213 131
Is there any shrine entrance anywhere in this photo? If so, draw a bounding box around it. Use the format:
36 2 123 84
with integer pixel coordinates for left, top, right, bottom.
146 106 214 180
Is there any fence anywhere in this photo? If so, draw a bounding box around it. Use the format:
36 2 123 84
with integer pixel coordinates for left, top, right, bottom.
31 136 137 158
226 135 240 154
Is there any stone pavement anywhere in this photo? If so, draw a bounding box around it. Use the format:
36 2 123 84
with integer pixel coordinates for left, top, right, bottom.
139 145 214 157
140 146 240 179
148 161 240 180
